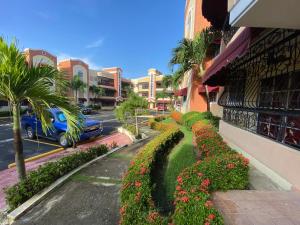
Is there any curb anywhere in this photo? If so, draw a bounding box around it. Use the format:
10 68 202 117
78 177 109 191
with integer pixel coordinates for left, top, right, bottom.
8 148 64 169
6 144 130 224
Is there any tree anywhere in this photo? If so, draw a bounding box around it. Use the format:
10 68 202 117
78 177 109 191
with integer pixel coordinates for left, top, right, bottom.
0 38 82 181
70 75 87 104
169 27 221 111
89 85 104 103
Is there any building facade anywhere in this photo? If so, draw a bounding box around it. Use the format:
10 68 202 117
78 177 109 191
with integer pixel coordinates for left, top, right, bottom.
202 1 300 190
178 0 219 113
132 68 173 109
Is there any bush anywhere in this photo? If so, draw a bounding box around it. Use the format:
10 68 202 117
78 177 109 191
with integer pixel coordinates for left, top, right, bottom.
170 111 183 124
181 111 220 130
5 145 109 210
149 118 177 132
172 121 249 225
123 124 139 136
120 126 184 225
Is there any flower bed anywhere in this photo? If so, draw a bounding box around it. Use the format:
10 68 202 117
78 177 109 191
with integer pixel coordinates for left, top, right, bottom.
5 145 109 210
149 117 176 131
181 111 220 130
172 121 249 225
120 126 184 225
170 111 183 124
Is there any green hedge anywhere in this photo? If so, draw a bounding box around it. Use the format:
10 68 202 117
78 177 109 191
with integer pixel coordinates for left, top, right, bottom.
120 126 184 225
181 111 220 130
172 121 249 225
5 145 109 210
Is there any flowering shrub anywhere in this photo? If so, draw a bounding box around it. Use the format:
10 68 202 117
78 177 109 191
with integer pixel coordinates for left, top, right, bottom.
171 121 249 225
120 126 184 225
170 111 183 124
181 111 220 130
6 145 109 210
149 118 176 131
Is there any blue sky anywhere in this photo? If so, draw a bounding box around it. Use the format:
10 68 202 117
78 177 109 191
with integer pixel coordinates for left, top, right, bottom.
0 0 185 78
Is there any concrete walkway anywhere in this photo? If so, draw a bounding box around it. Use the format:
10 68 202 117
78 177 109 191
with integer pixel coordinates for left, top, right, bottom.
0 132 132 211
12 138 151 225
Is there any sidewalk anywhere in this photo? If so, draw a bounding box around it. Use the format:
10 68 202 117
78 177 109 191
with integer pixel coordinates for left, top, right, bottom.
12 138 151 225
0 132 132 211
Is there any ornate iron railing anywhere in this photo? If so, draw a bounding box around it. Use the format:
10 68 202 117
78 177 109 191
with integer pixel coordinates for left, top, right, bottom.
219 29 300 150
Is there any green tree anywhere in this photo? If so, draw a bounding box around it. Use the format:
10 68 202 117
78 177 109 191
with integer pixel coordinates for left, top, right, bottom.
89 85 104 103
70 75 87 104
0 38 81 180
169 27 220 111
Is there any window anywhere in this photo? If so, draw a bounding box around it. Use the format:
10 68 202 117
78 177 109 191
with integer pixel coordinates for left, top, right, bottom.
56 112 67 122
77 71 84 81
209 92 217 103
259 73 300 110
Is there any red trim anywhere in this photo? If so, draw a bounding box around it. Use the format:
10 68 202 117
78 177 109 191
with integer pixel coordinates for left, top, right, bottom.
198 86 219 94
202 28 254 86
174 88 187 97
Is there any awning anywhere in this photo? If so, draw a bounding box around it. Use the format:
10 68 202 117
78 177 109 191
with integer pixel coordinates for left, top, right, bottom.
202 27 256 86
202 0 228 30
174 88 187 97
198 86 219 94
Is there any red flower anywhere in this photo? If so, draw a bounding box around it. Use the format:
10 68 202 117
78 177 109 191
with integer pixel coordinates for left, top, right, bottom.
177 176 183 184
176 185 182 191
120 206 126 215
205 200 213 208
201 178 210 187
140 167 147 175
181 196 189 203
135 181 142 188
148 212 159 222
227 163 235 169
243 157 249 166
207 214 215 220
197 172 203 177
204 222 210 225
178 190 187 195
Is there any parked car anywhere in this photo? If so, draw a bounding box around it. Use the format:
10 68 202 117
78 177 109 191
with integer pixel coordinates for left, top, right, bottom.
157 104 168 111
78 104 92 115
21 108 103 147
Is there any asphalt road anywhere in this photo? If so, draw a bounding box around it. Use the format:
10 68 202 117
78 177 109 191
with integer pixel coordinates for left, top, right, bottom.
0 111 121 171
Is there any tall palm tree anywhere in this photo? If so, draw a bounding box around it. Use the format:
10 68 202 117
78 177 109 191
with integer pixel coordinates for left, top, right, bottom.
70 75 87 104
169 27 220 111
89 85 104 103
0 38 81 181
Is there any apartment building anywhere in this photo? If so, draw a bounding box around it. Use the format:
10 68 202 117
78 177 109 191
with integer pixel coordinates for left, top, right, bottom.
178 0 220 114
132 68 173 109
201 0 300 190
22 49 131 108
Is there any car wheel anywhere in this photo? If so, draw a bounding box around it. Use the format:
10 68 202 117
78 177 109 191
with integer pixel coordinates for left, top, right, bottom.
26 126 36 139
58 133 70 148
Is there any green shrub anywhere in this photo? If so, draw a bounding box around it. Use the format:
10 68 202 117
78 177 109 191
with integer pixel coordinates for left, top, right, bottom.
123 124 139 136
171 120 249 225
120 126 184 225
5 145 109 210
181 111 220 130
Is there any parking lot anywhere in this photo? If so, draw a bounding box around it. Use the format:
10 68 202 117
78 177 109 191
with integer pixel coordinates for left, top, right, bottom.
0 111 121 170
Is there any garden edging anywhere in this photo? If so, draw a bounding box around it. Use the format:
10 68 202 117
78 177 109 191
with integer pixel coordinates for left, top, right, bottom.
6 144 130 224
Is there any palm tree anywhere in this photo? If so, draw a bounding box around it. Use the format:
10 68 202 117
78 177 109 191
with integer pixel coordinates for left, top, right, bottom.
89 85 104 103
0 38 81 180
70 75 87 104
169 27 220 111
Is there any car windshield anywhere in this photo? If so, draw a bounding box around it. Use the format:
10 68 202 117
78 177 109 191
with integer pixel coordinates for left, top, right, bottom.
56 112 67 122
56 111 86 122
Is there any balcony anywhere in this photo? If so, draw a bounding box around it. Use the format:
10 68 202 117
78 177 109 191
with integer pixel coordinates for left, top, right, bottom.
229 0 300 29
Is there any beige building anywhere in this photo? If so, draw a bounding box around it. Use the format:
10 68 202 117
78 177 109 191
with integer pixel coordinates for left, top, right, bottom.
132 68 173 109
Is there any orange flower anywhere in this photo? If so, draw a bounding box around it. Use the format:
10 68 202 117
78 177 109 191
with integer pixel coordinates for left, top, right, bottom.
181 196 189 203
148 212 160 223
135 181 142 188
140 167 147 175
176 185 182 191
197 172 203 177
201 178 210 187
205 200 213 208
207 214 215 220
177 176 183 184
227 163 235 169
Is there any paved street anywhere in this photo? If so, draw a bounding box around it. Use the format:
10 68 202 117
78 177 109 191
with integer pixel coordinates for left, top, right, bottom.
0 110 121 171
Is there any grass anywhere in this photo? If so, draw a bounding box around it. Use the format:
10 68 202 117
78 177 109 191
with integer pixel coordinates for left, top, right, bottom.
162 119 197 202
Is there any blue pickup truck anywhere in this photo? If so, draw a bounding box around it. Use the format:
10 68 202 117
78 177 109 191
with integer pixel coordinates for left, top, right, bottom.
21 108 103 147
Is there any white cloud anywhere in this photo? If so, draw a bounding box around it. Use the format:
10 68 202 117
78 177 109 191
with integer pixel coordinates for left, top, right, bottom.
57 53 102 70
85 38 104 49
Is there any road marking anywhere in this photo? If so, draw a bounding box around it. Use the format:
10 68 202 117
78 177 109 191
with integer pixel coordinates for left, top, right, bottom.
23 138 61 147
0 138 14 143
102 118 118 122
8 147 64 168
0 123 12 127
